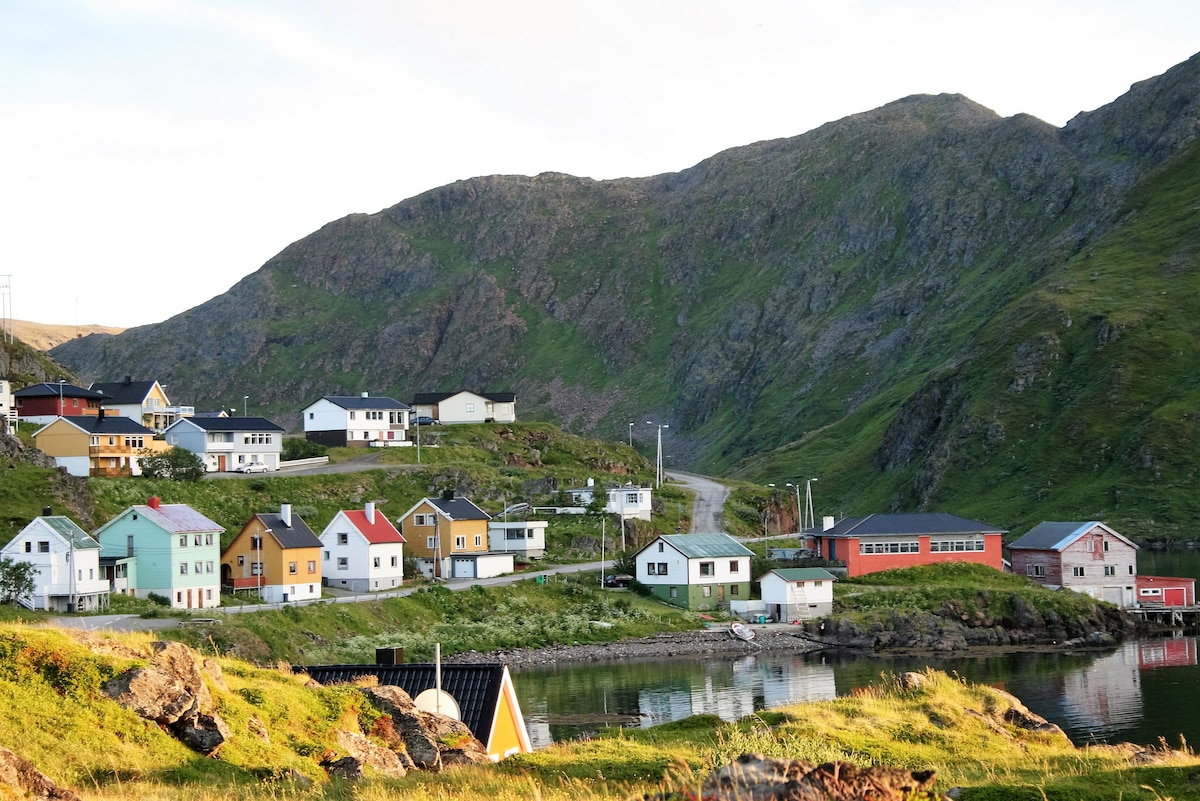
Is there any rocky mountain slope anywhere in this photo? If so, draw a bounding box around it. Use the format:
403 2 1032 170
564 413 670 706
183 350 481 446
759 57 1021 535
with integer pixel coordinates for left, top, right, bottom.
50 53 1200 538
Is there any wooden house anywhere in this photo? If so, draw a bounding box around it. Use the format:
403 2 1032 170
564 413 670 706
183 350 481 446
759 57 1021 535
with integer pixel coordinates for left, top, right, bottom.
1008 522 1138 607
221 504 322 603
758 567 838 622
397 492 512 579
319 501 406 593
0 512 108 612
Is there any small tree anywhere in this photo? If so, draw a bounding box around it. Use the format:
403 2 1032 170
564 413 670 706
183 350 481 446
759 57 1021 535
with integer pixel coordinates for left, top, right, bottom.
0 557 37 606
282 437 327 460
139 447 206 481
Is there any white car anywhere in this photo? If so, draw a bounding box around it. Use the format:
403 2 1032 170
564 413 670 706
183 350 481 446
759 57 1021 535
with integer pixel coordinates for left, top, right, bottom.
234 462 269 474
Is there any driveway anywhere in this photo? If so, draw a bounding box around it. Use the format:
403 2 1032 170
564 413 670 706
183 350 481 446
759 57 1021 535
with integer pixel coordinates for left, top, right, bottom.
666 471 730 532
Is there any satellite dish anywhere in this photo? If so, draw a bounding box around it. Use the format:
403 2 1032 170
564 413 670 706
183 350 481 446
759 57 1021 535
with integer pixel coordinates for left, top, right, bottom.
413 688 461 720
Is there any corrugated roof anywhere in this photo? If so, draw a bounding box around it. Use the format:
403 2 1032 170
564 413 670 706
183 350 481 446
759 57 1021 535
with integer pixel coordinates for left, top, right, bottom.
659 533 752 559
427 496 491 521
1008 522 1096 551
296 663 506 744
319 395 410 411
133 503 224 534
823 513 1006 538
342 509 405 544
257 512 322 549
32 516 100 549
764 568 839 582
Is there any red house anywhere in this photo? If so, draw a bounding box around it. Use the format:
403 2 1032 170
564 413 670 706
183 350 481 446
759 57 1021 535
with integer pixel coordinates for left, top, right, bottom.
811 513 1006 577
13 382 110 425
1136 575 1196 607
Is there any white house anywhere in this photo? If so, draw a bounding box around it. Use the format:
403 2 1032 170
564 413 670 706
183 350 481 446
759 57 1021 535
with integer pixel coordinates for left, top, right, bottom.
633 533 753 610
411 391 516 424
319 501 406 593
759 568 838 622
302 393 411 448
163 416 285 473
0 378 17 428
566 479 653 521
487 520 547 559
1 513 108 612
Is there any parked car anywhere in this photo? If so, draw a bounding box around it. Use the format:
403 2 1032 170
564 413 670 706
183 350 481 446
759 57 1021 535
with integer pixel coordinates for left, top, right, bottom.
604 574 633 588
413 416 441 426
234 462 269 473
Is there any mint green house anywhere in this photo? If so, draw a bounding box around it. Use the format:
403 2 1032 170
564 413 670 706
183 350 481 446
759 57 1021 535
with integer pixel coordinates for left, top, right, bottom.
93 497 224 610
632 533 753 610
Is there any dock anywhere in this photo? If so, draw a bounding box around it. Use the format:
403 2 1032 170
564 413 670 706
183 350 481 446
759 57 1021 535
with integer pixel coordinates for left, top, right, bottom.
1126 605 1200 631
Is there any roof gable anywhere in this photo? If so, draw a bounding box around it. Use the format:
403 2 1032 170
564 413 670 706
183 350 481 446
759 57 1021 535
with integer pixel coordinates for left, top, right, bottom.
89 379 160 405
762 568 839 582
17 516 100 550
167 416 284 433
1009 521 1138 552
255 513 322 549
313 395 411 412
340 509 406 544
641 533 753 559
14 382 109 400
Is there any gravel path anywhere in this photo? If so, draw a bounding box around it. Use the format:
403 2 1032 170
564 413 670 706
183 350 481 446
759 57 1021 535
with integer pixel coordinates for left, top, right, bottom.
446 624 830 666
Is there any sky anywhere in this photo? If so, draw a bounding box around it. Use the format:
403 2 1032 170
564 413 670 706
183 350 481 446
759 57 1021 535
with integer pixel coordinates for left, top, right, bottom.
2 1 1198 329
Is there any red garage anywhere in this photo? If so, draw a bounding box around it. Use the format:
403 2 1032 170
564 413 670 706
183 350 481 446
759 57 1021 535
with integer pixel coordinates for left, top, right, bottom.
1136 575 1196 607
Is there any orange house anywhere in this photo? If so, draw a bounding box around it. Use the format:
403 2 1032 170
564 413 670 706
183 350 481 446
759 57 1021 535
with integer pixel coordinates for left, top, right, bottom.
298 662 532 760
221 504 322 604
812 513 1006 577
397 492 504 579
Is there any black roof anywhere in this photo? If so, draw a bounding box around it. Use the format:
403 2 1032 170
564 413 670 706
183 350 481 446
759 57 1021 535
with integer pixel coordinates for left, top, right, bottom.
179 416 285 432
89 379 158 405
822 513 1006 538
318 395 411 411
56 415 154 435
296 663 507 743
256 512 321 549
428 496 491 521
14 382 110 400
412 391 516 404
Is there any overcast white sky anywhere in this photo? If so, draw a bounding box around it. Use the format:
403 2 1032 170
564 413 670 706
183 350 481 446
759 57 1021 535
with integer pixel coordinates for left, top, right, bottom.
2 0 1198 328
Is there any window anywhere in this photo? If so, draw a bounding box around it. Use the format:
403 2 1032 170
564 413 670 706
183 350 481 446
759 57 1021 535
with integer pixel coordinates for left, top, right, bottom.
1103 540 1110 552
455 536 466 550
251 562 262 576
288 562 297 574
414 514 432 526
699 561 714 576
1073 566 1085 577
860 540 919 554
426 536 437 549
646 563 656 576
930 539 985 552
309 412 314 419
1027 564 1046 577
658 542 664 552
1104 565 1116 576
669 587 678 599
349 411 356 420
625 492 639 505
250 536 262 550
1086 539 1094 552
730 584 739 596
23 542 30 553
337 558 349 570
237 555 245 566
466 403 475 413
206 589 213 600
179 563 188 575
308 561 316 573
702 586 712 597
338 533 349 545
194 561 202 574
194 534 203 546
474 535 482 547
373 557 381 568
390 556 398 567
729 560 740 573
179 535 188 547
206 561 214 574
324 550 330 561
205 533 214 546
657 562 668 575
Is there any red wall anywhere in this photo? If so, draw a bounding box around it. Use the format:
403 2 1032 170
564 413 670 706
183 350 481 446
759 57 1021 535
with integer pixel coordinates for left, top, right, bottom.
17 396 98 417
820 534 1003 577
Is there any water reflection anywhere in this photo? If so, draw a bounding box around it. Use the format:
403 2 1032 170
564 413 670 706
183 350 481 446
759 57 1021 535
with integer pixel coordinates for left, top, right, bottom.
513 636 1200 749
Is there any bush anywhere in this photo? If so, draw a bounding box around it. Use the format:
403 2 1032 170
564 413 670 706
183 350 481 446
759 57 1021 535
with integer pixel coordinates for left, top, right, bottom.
139 447 206 481
282 437 327 460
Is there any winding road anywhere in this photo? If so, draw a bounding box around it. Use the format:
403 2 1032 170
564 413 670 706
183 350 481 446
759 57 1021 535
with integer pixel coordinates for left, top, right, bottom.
667 471 730 532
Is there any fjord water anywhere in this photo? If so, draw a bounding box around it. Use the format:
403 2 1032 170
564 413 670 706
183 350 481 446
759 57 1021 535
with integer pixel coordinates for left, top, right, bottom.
514 635 1200 749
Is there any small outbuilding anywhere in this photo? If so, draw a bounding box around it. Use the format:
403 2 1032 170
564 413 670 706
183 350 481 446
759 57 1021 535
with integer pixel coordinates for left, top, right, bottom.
1136 575 1196 607
758 567 838 622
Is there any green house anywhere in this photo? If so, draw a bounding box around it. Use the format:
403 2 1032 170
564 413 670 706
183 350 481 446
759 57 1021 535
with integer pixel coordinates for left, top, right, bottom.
632 533 753 610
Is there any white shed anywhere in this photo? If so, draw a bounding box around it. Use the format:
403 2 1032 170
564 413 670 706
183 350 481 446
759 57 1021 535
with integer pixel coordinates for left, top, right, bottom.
759 567 837 622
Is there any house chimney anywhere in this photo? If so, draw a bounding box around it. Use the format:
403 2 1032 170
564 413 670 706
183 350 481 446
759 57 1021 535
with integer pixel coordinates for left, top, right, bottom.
148 497 161 509
42 506 52 517
281 503 292 528
365 501 376 523
586 477 594 487
823 515 835 532
97 407 106 421
441 489 455 501
124 375 132 386
361 391 368 398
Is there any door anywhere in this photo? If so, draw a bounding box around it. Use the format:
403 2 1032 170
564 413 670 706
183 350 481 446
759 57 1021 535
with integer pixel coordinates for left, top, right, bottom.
186 589 193 609
218 455 226 472
1164 587 1185 606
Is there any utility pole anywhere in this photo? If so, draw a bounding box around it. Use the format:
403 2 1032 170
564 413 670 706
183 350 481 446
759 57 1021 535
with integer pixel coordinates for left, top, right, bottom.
646 421 668 488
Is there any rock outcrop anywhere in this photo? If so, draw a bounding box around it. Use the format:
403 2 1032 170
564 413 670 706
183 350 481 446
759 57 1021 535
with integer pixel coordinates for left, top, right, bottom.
0 747 82 801
101 640 231 755
360 685 490 770
700 753 943 801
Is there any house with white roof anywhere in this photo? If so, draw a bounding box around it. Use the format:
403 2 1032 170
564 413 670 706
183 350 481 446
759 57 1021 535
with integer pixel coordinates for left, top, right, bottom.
302 393 412 448
1 512 108 612
319 501 407 592
633 533 752 610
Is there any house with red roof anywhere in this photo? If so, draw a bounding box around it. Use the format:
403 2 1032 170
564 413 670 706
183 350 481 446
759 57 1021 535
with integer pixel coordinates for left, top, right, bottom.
319 502 407 593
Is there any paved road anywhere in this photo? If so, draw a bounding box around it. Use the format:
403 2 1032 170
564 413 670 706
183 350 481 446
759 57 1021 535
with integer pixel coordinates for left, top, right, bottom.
666 470 730 532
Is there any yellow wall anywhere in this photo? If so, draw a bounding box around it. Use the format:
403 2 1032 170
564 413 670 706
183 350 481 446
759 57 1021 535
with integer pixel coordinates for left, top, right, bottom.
33 419 87 456
400 501 490 557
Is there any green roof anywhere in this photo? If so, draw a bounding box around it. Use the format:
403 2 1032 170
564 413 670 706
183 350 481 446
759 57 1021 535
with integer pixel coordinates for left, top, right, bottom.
36 517 100 549
658 533 752 559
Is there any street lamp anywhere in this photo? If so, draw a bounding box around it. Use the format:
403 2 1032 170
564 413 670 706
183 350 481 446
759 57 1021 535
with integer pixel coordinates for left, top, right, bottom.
243 395 249 417
627 421 634 448
804 478 818 531
785 482 803 534
57 378 65 417
645 421 669 488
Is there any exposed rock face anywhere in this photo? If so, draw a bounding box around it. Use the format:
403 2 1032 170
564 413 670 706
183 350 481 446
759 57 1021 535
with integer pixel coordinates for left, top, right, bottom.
101 641 230 755
334 730 407 778
361 685 490 770
701 753 943 801
0 747 82 801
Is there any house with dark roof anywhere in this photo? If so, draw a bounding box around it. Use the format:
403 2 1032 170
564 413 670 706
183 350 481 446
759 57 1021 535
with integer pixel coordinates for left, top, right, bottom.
759 567 839 622
32 411 163 476
302 393 412 448
163 416 285 473
296 661 531 761
93 497 224 609
397 492 513 579
319 501 406 592
633 533 753 610
411 391 516 424
810 513 1006 577
0 512 108 612
13 381 109 425
89 376 193 432
1008 522 1138 607
221 504 322 603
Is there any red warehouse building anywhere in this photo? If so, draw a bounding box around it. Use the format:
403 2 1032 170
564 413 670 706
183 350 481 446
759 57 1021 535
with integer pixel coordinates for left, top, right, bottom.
812 513 1006 578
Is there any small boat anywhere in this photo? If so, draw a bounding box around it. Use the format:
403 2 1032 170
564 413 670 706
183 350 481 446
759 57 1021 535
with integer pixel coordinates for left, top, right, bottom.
729 621 756 642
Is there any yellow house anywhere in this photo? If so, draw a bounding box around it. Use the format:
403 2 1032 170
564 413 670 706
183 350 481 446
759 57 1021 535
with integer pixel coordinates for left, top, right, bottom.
397 492 511 579
33 412 167 477
89 377 193 433
221 504 322 604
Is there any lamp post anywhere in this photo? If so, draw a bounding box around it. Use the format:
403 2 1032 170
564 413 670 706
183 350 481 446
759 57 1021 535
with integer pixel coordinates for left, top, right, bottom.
646 421 668 488
627 421 634 448
785 482 803 534
804 478 818 531
243 395 249 418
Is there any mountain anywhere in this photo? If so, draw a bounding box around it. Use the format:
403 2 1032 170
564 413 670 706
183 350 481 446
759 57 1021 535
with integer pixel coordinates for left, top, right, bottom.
9 320 125 351
51 53 1200 539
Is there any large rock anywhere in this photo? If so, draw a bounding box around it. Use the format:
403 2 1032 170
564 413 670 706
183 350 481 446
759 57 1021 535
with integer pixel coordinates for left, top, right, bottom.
335 730 407 778
362 685 490 770
701 753 943 801
102 641 229 755
0 747 82 801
